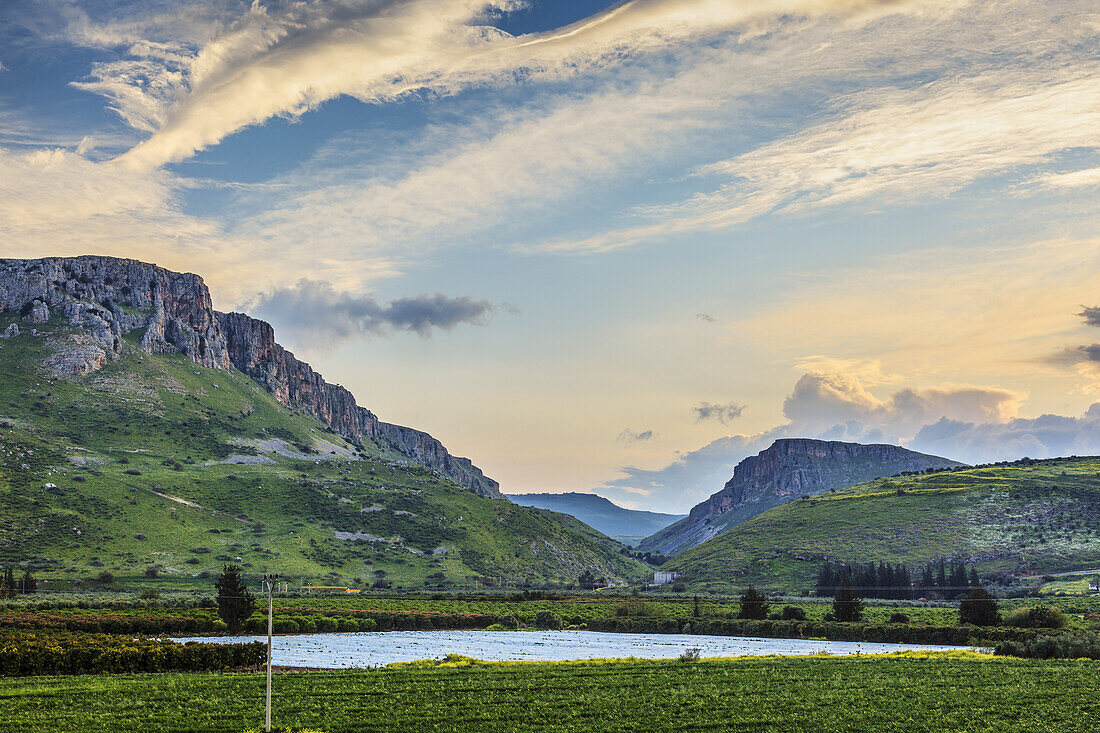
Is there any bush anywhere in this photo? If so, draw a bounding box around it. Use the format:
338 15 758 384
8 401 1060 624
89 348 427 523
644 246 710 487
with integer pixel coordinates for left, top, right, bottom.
337 618 360 632
996 631 1100 659
781 606 806 621
145 566 158 579
497 614 519 629
315 616 338 633
1005 604 1066 629
534 611 562 630
889 613 910 624
272 618 299 634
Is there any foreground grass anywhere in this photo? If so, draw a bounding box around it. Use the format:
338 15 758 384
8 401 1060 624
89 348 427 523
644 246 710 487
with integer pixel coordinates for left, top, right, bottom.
1 655 1097 732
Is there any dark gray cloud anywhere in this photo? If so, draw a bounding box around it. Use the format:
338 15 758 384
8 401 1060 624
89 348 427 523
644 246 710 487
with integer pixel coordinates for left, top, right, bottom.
693 401 745 425
246 279 493 349
1081 306 1100 327
618 429 657 443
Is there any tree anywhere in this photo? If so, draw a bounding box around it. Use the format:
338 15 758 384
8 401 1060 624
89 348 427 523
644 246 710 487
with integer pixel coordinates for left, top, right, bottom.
738 585 770 620
577 570 596 590
833 580 863 622
215 565 255 633
19 570 36 595
0 569 15 599
959 585 1000 626
692 594 701 619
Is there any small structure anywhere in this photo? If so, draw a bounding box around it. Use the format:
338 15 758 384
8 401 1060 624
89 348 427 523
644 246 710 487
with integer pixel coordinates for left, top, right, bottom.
652 571 680 586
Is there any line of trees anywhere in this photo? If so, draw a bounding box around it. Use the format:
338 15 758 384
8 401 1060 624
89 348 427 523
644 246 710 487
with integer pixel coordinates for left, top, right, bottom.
0 569 36 598
815 558 980 600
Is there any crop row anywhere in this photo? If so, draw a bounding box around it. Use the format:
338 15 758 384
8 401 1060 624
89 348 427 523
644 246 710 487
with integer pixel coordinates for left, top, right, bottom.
1 655 1097 732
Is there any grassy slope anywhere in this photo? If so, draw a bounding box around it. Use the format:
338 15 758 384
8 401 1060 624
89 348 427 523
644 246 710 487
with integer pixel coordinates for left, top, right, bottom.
0 314 647 587
1 656 1097 732
664 460 1100 593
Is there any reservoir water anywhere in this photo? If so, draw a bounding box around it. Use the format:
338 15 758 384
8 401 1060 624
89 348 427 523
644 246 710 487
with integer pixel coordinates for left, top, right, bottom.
176 629 976 668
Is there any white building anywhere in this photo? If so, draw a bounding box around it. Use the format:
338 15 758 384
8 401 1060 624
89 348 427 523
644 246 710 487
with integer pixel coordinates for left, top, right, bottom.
652 571 680 585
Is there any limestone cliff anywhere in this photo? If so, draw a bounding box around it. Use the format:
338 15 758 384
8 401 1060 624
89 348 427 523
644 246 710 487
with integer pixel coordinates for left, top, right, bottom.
0 256 501 498
639 438 963 557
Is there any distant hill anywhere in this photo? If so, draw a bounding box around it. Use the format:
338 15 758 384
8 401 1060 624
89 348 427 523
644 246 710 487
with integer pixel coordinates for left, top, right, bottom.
639 438 964 557
662 456 1100 593
507 492 684 544
0 256 648 587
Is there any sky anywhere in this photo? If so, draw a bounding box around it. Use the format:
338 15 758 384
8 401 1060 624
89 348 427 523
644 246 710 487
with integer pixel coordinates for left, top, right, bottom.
3 0 1100 513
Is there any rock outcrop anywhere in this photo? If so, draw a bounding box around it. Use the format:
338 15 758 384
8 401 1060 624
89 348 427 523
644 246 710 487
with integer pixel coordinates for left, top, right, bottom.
0 256 501 498
639 438 964 557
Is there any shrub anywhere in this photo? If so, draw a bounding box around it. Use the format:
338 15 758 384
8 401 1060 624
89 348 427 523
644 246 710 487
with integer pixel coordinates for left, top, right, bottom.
273 618 299 634
781 605 807 621
889 613 910 624
679 647 701 662
497 614 519 629
315 616 338 633
1005 604 1066 629
145 566 158 579
996 631 1100 659
534 611 562 630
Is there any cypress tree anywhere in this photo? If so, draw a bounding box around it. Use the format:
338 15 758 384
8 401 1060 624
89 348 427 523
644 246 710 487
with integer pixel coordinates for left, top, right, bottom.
19 570 36 595
0 569 15 599
215 565 256 633
738 585 770 620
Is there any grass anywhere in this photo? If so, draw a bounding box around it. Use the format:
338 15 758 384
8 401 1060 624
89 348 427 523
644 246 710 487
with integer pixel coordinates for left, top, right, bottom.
0 317 648 587
663 459 1100 593
0 655 1097 732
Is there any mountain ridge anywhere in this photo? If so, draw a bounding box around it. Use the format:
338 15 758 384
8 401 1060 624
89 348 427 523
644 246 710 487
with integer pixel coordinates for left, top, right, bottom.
0 255 499 498
506 492 685 541
639 438 964 557
661 456 1100 593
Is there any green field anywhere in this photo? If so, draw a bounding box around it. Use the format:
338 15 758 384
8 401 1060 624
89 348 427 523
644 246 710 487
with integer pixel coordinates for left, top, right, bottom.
1 655 1097 732
664 459 1100 593
0 315 647 587
4 591 1098 632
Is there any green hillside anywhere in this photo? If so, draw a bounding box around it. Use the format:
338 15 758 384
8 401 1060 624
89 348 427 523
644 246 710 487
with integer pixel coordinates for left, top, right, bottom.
0 313 647 587
663 458 1100 594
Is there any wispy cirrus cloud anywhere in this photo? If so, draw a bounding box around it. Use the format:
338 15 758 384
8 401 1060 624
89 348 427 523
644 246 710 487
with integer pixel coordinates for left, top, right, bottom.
60 0 964 170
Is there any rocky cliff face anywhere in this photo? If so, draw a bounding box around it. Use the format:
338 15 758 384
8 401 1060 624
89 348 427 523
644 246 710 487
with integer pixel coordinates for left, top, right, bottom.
689 438 962 524
640 438 964 557
0 256 501 498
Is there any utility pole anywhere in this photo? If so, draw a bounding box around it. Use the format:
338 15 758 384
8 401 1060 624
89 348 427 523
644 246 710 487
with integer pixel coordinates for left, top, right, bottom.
263 573 280 733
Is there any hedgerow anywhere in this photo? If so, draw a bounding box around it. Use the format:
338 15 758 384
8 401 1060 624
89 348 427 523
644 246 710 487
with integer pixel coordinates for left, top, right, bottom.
0 630 264 676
